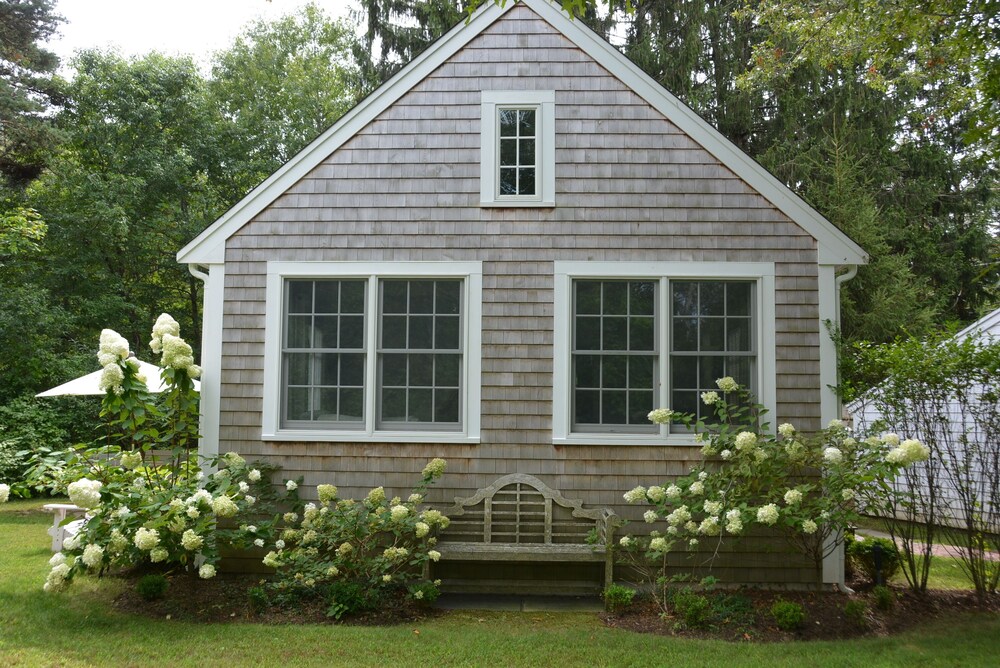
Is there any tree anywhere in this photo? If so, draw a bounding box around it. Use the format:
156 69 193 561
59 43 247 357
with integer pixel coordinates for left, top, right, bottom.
0 0 64 186
210 3 361 198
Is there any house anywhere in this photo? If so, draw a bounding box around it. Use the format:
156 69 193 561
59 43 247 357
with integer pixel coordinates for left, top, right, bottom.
178 0 867 590
849 308 1000 530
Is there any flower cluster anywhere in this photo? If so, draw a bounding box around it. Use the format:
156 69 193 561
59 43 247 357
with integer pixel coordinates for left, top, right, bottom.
0 483 10 504
68 478 103 509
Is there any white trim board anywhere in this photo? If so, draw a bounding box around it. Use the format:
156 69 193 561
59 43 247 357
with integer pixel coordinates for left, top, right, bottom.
176 0 866 268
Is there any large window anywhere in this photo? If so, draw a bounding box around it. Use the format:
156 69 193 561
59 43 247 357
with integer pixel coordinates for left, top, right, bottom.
554 262 775 445
480 90 554 207
263 262 482 443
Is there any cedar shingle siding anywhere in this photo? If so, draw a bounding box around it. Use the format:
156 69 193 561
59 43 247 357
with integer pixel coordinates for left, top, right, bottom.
217 6 820 583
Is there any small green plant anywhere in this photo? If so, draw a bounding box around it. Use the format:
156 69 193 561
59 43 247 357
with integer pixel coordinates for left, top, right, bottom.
843 599 868 628
770 599 806 631
326 580 380 620
847 536 901 583
135 574 169 601
409 580 441 606
872 584 895 611
602 583 637 613
248 584 269 613
671 587 713 629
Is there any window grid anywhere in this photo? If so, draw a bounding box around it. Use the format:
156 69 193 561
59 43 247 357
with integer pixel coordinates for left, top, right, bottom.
497 107 537 197
378 279 463 429
670 281 755 423
282 280 367 427
571 280 658 432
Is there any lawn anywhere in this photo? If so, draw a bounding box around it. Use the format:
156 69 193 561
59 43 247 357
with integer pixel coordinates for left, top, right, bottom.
2 498 998 668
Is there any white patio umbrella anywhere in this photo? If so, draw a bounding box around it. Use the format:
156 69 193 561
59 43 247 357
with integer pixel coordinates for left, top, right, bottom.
35 360 200 397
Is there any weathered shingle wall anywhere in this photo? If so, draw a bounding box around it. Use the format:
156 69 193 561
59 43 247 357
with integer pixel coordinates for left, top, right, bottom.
218 5 820 583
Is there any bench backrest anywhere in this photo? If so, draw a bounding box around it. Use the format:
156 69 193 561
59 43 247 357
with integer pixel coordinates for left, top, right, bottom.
441 473 615 546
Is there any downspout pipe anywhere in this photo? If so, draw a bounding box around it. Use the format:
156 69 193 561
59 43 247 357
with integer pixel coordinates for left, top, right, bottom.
834 264 859 595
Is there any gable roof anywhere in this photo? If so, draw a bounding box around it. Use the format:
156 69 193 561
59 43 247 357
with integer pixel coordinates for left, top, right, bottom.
954 307 1000 342
178 0 868 267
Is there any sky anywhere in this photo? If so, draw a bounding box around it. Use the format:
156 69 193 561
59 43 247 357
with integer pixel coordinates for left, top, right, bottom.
45 0 356 69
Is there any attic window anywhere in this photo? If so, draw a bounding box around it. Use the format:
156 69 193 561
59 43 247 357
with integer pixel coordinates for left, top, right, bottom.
480 90 554 207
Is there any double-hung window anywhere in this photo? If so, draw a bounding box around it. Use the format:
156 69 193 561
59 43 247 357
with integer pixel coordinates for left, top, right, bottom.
480 90 555 207
553 262 776 445
263 262 482 443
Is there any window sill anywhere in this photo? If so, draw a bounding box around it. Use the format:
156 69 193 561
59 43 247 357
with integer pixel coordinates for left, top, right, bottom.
262 430 480 444
552 434 700 447
480 199 555 208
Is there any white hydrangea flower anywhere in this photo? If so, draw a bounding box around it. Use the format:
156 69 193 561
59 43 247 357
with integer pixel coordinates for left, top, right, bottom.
422 458 448 479
222 451 245 467
238 481 250 494
700 391 720 406
181 529 203 551
823 447 844 464
756 503 779 526
415 522 430 538
108 530 128 555
688 538 699 548
427 550 441 562
68 478 103 509
698 516 720 536
420 509 449 527
62 533 80 551
199 563 216 579
886 448 906 464
720 449 733 460
784 489 803 505
134 527 160 551
244 495 256 506
211 495 239 518
802 519 818 534
149 314 180 354
703 500 723 515
716 376 739 392
408 493 423 504
390 504 409 522
827 419 845 429
263 551 281 568
665 485 682 499
97 363 125 394
645 486 666 503
98 329 130 366
643 510 658 524
666 505 691 526
649 537 669 552
901 439 930 464
186 506 201 519
365 486 385 505
623 486 647 504
698 471 708 481
81 544 104 569
254 538 264 548
619 536 633 548
0 483 9 503
160 333 195 370
303 503 319 521
734 431 757 451
337 542 354 556
49 552 67 567
842 488 856 501
688 481 704 495
647 408 674 424
778 423 796 438
150 547 169 563
883 433 900 446
120 450 142 470
684 520 698 532
317 484 338 504
44 563 71 592
248 469 262 482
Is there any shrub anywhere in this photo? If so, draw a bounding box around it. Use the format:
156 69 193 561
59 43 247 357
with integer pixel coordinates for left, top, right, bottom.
0 438 25 484
770 599 806 630
872 584 895 611
409 580 441 606
847 536 901 584
602 583 637 613
671 588 713 629
326 580 381 620
136 574 169 601
248 584 269 613
843 599 868 628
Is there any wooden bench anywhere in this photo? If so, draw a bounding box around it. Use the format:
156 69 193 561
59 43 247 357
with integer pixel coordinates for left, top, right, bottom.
42 503 87 552
430 473 617 592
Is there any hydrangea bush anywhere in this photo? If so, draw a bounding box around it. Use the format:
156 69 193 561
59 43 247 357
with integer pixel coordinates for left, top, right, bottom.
261 458 450 618
617 377 928 608
7 315 290 592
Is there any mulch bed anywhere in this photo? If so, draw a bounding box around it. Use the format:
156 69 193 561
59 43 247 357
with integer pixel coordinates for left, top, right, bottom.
110 571 998 641
601 581 1000 642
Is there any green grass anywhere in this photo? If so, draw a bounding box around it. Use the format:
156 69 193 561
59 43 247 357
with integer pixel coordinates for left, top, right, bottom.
3 499 998 668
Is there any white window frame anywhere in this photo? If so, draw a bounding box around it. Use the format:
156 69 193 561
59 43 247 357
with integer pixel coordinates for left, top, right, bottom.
263 261 482 443
552 261 776 446
480 90 555 207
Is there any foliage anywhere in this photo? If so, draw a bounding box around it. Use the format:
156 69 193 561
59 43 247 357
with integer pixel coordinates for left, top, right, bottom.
209 3 360 198
851 332 1000 597
872 584 894 611
843 599 868 629
616 378 929 608
262 458 449 618
136 573 169 601
670 587 713 629
847 536 901 585
602 582 637 613
769 599 806 631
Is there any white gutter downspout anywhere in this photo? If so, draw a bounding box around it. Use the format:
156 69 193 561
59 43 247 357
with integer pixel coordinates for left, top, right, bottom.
188 263 225 472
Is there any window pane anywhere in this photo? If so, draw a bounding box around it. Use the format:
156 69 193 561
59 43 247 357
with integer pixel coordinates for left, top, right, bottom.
576 317 601 350
382 353 407 386
519 168 536 195
700 318 725 351
339 388 363 421
408 389 433 422
520 138 535 164
288 281 312 314
518 109 535 135
630 281 655 315
672 282 698 316
673 317 698 351
727 283 751 317
286 353 310 386
575 390 599 424
727 356 753 386
500 138 518 166
630 316 655 351
409 281 434 313
499 167 517 195
672 390 697 416
499 109 517 136
314 316 338 348
314 282 339 314
699 355 725 388
576 282 601 315
436 281 461 314
700 282 725 316
409 353 434 386
340 315 364 349
436 316 460 350
727 317 751 351
603 317 628 350
382 281 407 314
671 356 697 389
575 355 600 388
408 316 434 349
629 356 655 389
318 353 338 386
382 388 406 421
340 353 365 386
602 391 627 424
435 354 461 387
435 389 460 423
286 388 310 421
382 315 407 348
317 388 338 418
341 281 365 314
287 315 312 348
629 390 653 424
602 355 627 388
603 282 628 315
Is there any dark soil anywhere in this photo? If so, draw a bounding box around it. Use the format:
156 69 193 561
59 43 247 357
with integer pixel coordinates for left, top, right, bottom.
601 581 1000 642
111 572 441 626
